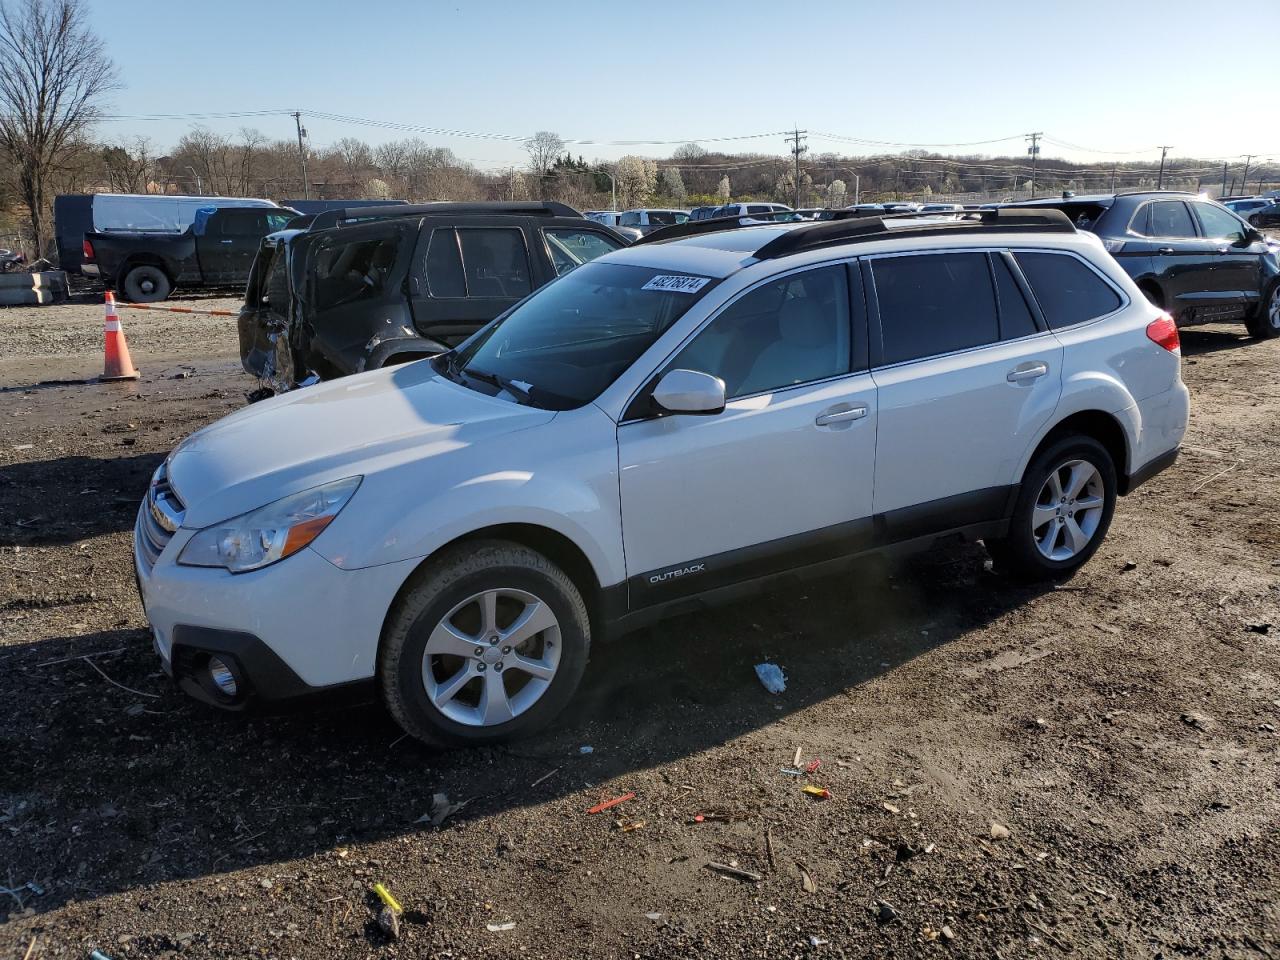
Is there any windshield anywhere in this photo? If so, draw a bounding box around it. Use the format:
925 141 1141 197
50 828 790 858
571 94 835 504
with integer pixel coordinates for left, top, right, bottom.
647 211 689 225
445 261 718 410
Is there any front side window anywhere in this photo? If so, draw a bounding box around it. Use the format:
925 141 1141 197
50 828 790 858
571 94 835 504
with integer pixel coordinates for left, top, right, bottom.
265 213 293 232
669 264 851 399
1014 252 1121 329
1192 202 1247 242
218 210 264 236
872 252 998 365
544 228 623 277
312 235 401 310
450 262 717 410
1148 201 1197 238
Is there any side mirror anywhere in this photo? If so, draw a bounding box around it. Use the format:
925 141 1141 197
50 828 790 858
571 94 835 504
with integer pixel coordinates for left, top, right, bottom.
1245 227 1265 244
652 368 726 416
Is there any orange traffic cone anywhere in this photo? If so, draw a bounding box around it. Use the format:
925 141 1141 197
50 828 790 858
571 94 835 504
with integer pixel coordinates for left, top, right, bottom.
101 292 139 381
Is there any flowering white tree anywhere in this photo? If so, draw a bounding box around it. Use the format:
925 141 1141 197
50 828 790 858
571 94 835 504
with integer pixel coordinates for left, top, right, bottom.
657 166 687 204
616 155 657 208
827 179 847 209
716 175 731 202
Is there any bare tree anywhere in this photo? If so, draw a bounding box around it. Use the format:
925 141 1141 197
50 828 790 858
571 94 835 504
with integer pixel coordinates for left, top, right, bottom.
672 142 706 162
101 136 154 193
524 130 564 175
0 0 117 255
331 137 373 185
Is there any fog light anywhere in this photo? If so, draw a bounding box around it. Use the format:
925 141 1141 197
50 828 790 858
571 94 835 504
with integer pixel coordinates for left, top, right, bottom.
207 657 238 697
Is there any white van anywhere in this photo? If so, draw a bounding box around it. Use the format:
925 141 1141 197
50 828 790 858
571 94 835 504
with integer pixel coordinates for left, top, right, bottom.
91 194 279 234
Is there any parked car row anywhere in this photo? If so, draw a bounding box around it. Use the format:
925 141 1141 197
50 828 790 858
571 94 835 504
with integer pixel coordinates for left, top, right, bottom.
141 203 1193 746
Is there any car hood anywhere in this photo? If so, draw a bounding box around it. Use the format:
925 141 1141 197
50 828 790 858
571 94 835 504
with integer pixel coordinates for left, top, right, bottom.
168 362 555 528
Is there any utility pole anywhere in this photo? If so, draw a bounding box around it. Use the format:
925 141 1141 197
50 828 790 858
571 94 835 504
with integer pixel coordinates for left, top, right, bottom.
1240 155 1254 197
1110 164 1117 191
784 127 808 208
293 112 310 200
1156 145 1172 189
1025 132 1042 198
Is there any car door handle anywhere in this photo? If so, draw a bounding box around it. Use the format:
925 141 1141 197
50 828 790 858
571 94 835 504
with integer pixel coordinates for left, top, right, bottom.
220 239 234 244
1007 361 1049 384
1156 247 1174 255
814 404 868 426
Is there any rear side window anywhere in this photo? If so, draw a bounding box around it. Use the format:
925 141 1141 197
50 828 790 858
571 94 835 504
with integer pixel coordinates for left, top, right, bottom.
619 212 641 226
313 235 401 310
992 254 1038 340
425 229 466 298
1128 204 1152 236
458 228 531 298
218 210 264 236
1148 201 1196 238
1014 252 1122 329
872 253 998 365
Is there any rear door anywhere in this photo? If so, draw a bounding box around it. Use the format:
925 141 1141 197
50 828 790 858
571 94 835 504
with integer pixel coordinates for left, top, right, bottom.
867 250 1063 539
1140 199 1221 320
408 217 535 344
1190 200 1266 318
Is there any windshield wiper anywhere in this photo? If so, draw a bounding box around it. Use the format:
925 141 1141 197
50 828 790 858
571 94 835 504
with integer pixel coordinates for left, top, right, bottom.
463 367 538 406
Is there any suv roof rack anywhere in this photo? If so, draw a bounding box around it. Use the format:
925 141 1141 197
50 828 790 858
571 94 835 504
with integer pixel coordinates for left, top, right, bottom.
637 207 1075 259
309 201 581 232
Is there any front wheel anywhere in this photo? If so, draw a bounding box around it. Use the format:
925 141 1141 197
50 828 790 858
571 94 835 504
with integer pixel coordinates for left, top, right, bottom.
1245 281 1280 340
379 540 591 747
988 435 1117 581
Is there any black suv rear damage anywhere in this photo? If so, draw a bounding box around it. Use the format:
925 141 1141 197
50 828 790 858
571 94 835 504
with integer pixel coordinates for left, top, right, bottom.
239 202 628 393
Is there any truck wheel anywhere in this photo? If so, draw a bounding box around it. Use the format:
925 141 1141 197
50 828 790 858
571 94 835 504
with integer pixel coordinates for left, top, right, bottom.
379 540 591 747
121 265 171 303
988 434 1117 581
1245 281 1280 340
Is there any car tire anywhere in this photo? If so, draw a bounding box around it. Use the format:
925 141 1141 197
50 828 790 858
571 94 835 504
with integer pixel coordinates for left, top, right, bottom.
378 539 591 747
121 264 172 303
1245 281 1280 340
988 435 1117 581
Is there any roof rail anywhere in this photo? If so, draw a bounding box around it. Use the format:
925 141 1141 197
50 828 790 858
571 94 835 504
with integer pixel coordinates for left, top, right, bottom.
638 207 1074 257
753 207 1075 259
308 200 582 232
1112 189 1196 198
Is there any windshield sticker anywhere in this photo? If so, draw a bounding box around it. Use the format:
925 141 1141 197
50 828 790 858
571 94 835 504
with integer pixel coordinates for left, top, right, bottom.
641 275 711 294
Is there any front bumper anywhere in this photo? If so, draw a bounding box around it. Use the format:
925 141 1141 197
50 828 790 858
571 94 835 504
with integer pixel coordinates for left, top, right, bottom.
135 501 419 706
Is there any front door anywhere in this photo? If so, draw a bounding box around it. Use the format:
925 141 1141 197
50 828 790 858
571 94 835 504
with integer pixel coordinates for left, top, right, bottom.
866 250 1063 538
203 209 267 284
1139 199 1222 322
618 262 878 609
1190 200 1266 320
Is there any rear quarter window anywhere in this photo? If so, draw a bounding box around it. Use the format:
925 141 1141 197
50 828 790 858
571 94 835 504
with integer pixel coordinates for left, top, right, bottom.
1014 252 1122 329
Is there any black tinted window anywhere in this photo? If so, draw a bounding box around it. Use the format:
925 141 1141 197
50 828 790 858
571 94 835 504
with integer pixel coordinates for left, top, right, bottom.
671 265 850 399
424 228 466 298
1014 252 1121 329
873 253 998 365
218 210 264 236
313 235 401 310
458 228 530 298
1128 204 1151 236
1148 201 1196 238
1193 202 1246 242
992 254 1038 339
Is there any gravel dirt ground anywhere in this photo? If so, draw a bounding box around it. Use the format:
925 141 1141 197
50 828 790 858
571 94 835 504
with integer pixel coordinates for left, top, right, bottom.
1 290 1278 959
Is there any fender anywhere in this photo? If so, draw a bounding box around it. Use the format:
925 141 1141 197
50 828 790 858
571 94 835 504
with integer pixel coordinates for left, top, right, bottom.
1009 367 1138 486
361 334 453 372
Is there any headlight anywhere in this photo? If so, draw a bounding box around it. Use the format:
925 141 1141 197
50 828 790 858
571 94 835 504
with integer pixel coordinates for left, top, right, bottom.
178 476 361 573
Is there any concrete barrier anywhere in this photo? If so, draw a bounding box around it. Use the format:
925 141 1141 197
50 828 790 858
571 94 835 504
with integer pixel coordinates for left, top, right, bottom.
0 270 69 305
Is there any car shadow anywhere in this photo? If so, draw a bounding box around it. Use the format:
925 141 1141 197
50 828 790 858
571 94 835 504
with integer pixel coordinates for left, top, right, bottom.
1178 326 1259 357
0 543 1055 919
0 453 160 547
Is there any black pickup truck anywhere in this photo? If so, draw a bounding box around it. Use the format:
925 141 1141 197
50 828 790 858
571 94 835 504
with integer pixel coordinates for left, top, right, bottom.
83 205 296 301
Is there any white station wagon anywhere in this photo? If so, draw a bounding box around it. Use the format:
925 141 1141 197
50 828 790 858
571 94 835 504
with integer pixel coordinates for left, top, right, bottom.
135 209 1189 745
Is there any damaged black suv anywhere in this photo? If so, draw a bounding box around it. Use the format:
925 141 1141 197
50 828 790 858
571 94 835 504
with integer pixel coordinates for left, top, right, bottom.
239 202 627 391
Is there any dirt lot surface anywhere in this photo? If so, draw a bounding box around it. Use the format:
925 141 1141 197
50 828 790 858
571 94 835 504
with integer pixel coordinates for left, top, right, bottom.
1 291 1278 959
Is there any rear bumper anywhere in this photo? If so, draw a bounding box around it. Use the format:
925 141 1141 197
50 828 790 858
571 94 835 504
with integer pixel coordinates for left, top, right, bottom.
1122 381 1189 494
82 263 100 278
1123 446 1178 494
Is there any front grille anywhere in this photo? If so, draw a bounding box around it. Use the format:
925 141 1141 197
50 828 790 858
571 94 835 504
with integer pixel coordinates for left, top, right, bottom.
134 462 185 572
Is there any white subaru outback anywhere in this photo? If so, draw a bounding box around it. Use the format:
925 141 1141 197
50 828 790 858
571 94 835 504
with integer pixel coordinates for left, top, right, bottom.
135 209 1189 746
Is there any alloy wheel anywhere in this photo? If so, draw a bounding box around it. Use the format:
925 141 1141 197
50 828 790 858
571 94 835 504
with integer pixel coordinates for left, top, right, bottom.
421 588 561 727
1032 459 1105 562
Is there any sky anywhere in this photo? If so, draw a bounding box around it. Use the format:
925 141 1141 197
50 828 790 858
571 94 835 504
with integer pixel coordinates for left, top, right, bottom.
83 0 1277 174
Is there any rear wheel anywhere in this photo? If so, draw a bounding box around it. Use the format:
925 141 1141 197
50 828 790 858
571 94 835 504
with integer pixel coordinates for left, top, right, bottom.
379 540 591 747
988 435 1117 581
121 264 171 303
1245 281 1280 340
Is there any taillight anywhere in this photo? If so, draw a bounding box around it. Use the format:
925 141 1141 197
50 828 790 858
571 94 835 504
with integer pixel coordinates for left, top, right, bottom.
1146 312 1180 353
82 238 94 260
